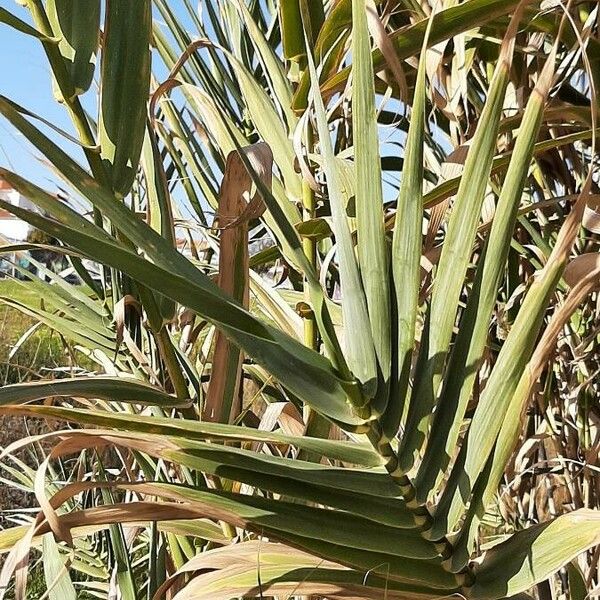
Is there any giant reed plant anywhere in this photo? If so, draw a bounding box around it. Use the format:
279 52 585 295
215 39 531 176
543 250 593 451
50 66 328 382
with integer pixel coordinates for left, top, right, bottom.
0 0 599 598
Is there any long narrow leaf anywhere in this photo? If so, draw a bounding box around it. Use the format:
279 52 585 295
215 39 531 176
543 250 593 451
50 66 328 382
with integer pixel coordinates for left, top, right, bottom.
432 188 591 540
0 377 185 408
383 7 432 441
415 35 558 502
398 5 523 472
99 0 151 196
307 40 377 401
0 189 366 430
470 510 600 599
352 0 391 411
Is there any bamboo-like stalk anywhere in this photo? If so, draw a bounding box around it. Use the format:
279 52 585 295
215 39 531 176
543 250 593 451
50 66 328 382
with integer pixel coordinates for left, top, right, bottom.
299 121 331 455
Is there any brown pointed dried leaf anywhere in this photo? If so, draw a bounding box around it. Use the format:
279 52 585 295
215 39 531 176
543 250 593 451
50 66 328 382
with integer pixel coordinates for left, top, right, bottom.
365 0 407 100
204 143 273 423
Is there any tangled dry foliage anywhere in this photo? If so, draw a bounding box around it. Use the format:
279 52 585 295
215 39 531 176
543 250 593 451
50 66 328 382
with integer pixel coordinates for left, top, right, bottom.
0 0 599 598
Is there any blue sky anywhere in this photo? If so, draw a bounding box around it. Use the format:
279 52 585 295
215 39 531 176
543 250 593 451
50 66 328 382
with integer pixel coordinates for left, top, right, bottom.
0 2 410 205
0 2 201 201
0 2 227 223
0 1 79 188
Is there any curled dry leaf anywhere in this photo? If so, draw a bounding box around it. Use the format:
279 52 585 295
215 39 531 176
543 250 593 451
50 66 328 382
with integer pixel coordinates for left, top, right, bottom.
582 194 600 233
365 0 408 100
113 294 141 348
563 253 600 288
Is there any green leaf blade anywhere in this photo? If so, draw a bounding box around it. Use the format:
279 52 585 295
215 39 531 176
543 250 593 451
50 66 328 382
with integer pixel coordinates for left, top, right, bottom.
397 7 522 472
99 0 152 197
470 510 600 599
352 0 391 412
